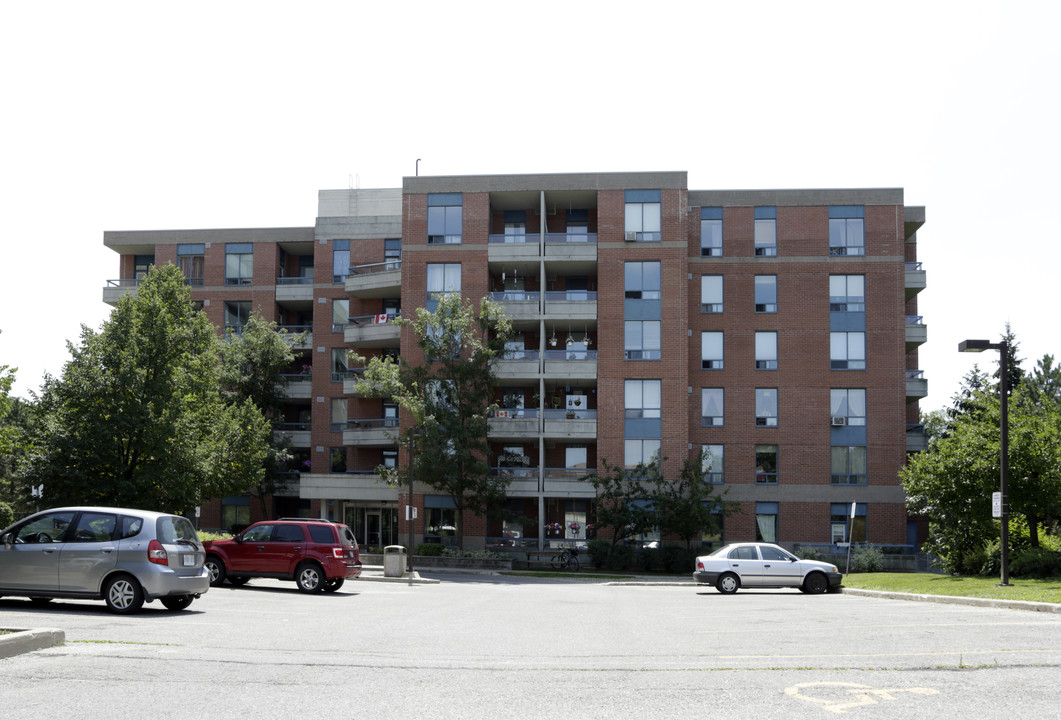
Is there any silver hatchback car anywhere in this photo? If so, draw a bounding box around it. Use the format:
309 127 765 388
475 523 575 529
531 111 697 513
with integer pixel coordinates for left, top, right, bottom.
0 506 210 613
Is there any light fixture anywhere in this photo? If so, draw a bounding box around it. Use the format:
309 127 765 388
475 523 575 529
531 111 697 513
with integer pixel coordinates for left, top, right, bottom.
565 336 573 348
582 326 591 347
549 330 557 347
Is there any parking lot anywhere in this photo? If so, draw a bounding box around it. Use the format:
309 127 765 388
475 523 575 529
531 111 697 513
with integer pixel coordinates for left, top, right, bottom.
3 571 1061 718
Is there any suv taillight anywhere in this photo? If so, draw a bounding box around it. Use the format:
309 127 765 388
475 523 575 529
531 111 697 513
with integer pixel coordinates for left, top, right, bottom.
332 547 345 559
148 539 169 566
697 561 704 571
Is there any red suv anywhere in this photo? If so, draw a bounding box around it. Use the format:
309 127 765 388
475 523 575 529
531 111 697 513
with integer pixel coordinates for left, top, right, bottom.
202 519 361 593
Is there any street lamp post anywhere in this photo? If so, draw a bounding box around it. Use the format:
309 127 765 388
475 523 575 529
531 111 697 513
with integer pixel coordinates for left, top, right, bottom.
958 338 1010 586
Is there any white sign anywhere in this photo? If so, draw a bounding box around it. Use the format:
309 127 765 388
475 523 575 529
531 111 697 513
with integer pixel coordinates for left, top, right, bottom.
992 491 1002 518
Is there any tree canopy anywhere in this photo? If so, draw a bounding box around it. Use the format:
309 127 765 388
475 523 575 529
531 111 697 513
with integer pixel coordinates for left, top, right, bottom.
21 264 271 513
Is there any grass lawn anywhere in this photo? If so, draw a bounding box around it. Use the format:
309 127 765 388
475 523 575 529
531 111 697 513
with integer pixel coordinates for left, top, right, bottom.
843 572 1061 604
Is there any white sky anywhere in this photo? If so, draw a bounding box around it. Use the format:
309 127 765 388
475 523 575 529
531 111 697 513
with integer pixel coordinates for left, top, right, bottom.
2 1 1058 409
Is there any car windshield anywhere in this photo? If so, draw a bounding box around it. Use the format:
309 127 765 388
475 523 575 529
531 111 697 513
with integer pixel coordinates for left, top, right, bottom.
156 516 200 545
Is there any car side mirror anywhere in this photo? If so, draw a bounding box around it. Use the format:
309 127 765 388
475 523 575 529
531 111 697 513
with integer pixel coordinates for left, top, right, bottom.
1 532 12 547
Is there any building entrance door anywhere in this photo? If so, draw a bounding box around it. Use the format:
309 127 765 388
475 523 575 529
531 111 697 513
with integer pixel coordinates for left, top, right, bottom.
365 511 382 547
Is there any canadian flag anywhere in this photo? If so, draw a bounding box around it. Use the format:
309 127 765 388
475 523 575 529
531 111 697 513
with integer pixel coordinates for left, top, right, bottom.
374 314 389 324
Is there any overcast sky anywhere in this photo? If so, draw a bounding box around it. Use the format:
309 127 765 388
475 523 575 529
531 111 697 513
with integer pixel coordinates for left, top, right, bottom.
2 1 1058 409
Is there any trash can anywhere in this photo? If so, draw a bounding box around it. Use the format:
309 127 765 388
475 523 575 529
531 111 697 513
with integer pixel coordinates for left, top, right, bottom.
383 545 407 578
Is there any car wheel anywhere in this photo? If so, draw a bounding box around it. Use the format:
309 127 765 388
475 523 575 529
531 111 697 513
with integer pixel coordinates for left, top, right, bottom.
204 556 227 586
323 578 344 593
228 576 249 587
716 573 740 594
803 572 828 595
160 595 194 611
295 563 325 593
104 575 145 614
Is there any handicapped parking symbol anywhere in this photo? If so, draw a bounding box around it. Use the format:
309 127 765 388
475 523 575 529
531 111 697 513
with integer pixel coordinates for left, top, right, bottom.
785 681 939 714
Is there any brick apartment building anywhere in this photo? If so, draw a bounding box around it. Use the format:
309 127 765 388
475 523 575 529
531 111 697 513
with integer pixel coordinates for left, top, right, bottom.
102 171 928 552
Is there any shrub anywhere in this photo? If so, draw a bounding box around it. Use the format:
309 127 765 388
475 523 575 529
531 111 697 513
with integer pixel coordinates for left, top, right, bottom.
637 546 660 572
587 539 610 569
849 545 884 573
662 545 695 573
1009 548 1061 578
196 530 234 542
416 542 445 556
605 543 632 571
0 501 13 530
796 545 823 561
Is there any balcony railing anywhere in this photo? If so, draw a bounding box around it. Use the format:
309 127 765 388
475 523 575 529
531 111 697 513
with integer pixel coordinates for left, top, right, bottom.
277 276 313 285
546 232 597 244
277 422 311 432
345 418 400 431
349 260 402 274
543 350 597 361
489 291 541 303
905 315 925 326
491 408 539 419
488 234 534 244
543 409 596 420
544 291 597 302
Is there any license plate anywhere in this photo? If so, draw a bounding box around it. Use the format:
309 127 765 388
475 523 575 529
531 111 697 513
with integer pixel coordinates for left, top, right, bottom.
182 554 197 567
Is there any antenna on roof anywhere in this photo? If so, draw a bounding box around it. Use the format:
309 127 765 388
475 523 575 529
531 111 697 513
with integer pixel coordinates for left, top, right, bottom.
416 158 422 176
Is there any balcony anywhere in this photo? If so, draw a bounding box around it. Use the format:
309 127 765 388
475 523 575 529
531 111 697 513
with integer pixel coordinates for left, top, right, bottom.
488 291 541 324
906 369 928 401
345 261 402 298
907 424 927 453
905 316 928 351
275 276 314 303
544 291 597 321
488 234 541 263
282 373 313 400
545 233 597 265
341 368 367 396
275 422 311 447
543 467 595 494
905 262 926 300
279 325 313 349
103 278 140 305
344 315 401 347
343 418 400 447
543 350 597 381
543 409 596 440
299 471 398 501
496 350 541 380
487 409 540 439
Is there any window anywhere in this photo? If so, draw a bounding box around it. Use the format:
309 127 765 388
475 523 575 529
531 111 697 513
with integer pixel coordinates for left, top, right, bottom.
425 505 457 546
701 444 724 484
755 331 778 370
624 320 661 360
624 261 661 299
426 263 461 303
224 243 253 285
331 348 351 381
829 275 865 312
829 206 865 256
565 445 588 469
330 447 347 473
177 244 204 286
755 445 778 484
134 255 154 281
755 502 778 543
701 275 723 313
754 207 777 257
754 275 777 313
221 497 250 533
624 190 661 241
830 332 866 369
332 240 350 282
224 301 251 334
503 211 526 241
624 379 661 419
330 398 347 432
384 238 402 268
755 388 778 427
831 503 867 543
332 299 349 332
700 207 722 256
624 439 661 468
71 512 116 542
701 388 724 426
831 446 867 485
701 332 723 369
427 193 462 244
830 389 866 426
382 448 398 469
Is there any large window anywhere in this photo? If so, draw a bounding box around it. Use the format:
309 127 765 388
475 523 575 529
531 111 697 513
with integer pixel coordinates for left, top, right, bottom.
755 445 778 484
331 348 351 381
624 379 661 419
701 275 723 313
177 244 204 286
332 240 350 282
754 275 777 313
701 388 724 426
624 439 661 468
755 331 778 370
829 206 865 256
830 332 866 370
225 243 253 286
829 275 865 312
830 388 866 426
330 398 347 432
624 320 661 360
330 447 347 473
426 263 461 302
701 444 724 484
332 299 349 332
831 503 867 543
755 388 778 427
700 207 723 257
754 207 777 257
701 332 724 370
224 301 251 334
755 502 778 543
831 446 867 485
624 261 661 299
384 238 402 268
427 194 463 244
624 190 661 242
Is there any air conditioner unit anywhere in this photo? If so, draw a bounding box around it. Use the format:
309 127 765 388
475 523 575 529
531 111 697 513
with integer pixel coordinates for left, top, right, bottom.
831 416 847 426
624 231 639 241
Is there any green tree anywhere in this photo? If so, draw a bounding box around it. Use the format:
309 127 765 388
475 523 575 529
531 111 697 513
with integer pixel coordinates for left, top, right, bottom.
583 459 658 551
654 448 736 550
218 312 302 519
21 265 271 513
0 329 16 459
355 292 513 549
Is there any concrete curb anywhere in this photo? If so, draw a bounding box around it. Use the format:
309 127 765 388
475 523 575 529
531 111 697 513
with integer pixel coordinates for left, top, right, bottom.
0 628 65 659
840 587 1061 613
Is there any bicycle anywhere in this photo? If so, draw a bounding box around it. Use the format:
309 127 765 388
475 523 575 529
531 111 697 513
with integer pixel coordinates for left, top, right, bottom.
550 547 580 571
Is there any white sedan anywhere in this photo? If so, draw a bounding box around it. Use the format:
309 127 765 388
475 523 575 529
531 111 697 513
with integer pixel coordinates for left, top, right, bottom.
694 542 842 594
